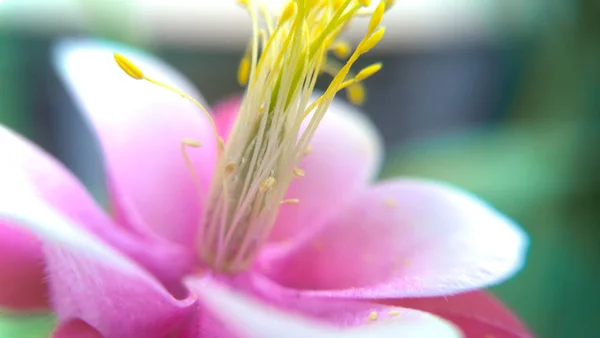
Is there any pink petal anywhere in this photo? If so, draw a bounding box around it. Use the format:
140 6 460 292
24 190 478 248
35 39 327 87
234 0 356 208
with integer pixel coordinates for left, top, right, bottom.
391 291 533 338
0 126 194 299
260 179 528 298
53 39 217 248
53 319 103 338
0 189 196 337
47 244 195 338
189 276 462 338
0 221 46 310
212 95 383 242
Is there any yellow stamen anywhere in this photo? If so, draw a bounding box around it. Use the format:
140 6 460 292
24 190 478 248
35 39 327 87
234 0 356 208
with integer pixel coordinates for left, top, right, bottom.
258 4 274 33
238 57 251 86
356 0 395 16
279 1 297 25
260 177 277 192
368 311 378 321
331 40 351 59
368 0 386 34
182 138 202 147
303 146 313 156
198 0 390 274
113 53 224 154
355 62 382 81
358 27 386 54
346 83 366 105
113 53 144 80
293 168 306 178
281 198 300 204
180 139 203 202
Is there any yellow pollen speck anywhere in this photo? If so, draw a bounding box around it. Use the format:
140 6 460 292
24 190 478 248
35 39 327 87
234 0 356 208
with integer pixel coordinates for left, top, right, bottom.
281 198 300 204
260 177 277 191
225 162 237 174
368 311 378 321
358 0 372 7
113 53 144 80
384 198 396 208
347 83 366 105
293 168 305 178
388 310 400 317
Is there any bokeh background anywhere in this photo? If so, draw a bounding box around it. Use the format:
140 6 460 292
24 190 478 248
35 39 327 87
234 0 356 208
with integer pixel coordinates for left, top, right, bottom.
1 0 599 337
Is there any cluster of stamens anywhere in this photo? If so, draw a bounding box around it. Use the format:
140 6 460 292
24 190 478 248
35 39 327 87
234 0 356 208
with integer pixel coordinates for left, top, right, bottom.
114 0 392 274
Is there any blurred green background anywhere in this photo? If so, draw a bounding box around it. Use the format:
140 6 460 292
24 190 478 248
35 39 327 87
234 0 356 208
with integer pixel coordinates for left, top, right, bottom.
1 0 599 337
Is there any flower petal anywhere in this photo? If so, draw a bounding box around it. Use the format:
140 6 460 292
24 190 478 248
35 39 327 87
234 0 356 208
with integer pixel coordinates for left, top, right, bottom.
190 277 462 338
53 319 103 338
0 222 46 310
0 185 195 337
391 291 533 338
212 95 383 242
52 39 217 248
0 126 194 299
260 179 529 298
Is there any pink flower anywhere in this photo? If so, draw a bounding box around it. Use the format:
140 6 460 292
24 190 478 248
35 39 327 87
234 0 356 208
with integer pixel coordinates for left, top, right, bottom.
0 2 529 337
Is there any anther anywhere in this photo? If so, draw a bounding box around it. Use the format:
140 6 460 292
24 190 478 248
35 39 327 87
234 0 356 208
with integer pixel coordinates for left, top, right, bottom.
303 146 313 157
260 177 277 192
358 27 386 54
225 162 237 174
347 83 366 105
113 53 223 157
331 41 351 59
293 168 306 178
238 57 251 86
113 53 144 80
368 311 378 321
279 1 297 25
182 138 202 147
355 63 382 81
368 0 386 34
281 199 300 204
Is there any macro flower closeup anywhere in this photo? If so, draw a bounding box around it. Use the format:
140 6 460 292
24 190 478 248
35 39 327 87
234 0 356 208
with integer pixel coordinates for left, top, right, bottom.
0 1 530 337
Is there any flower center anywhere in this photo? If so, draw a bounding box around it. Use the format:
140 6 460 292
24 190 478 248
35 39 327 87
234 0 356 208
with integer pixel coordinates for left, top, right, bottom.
114 0 392 274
